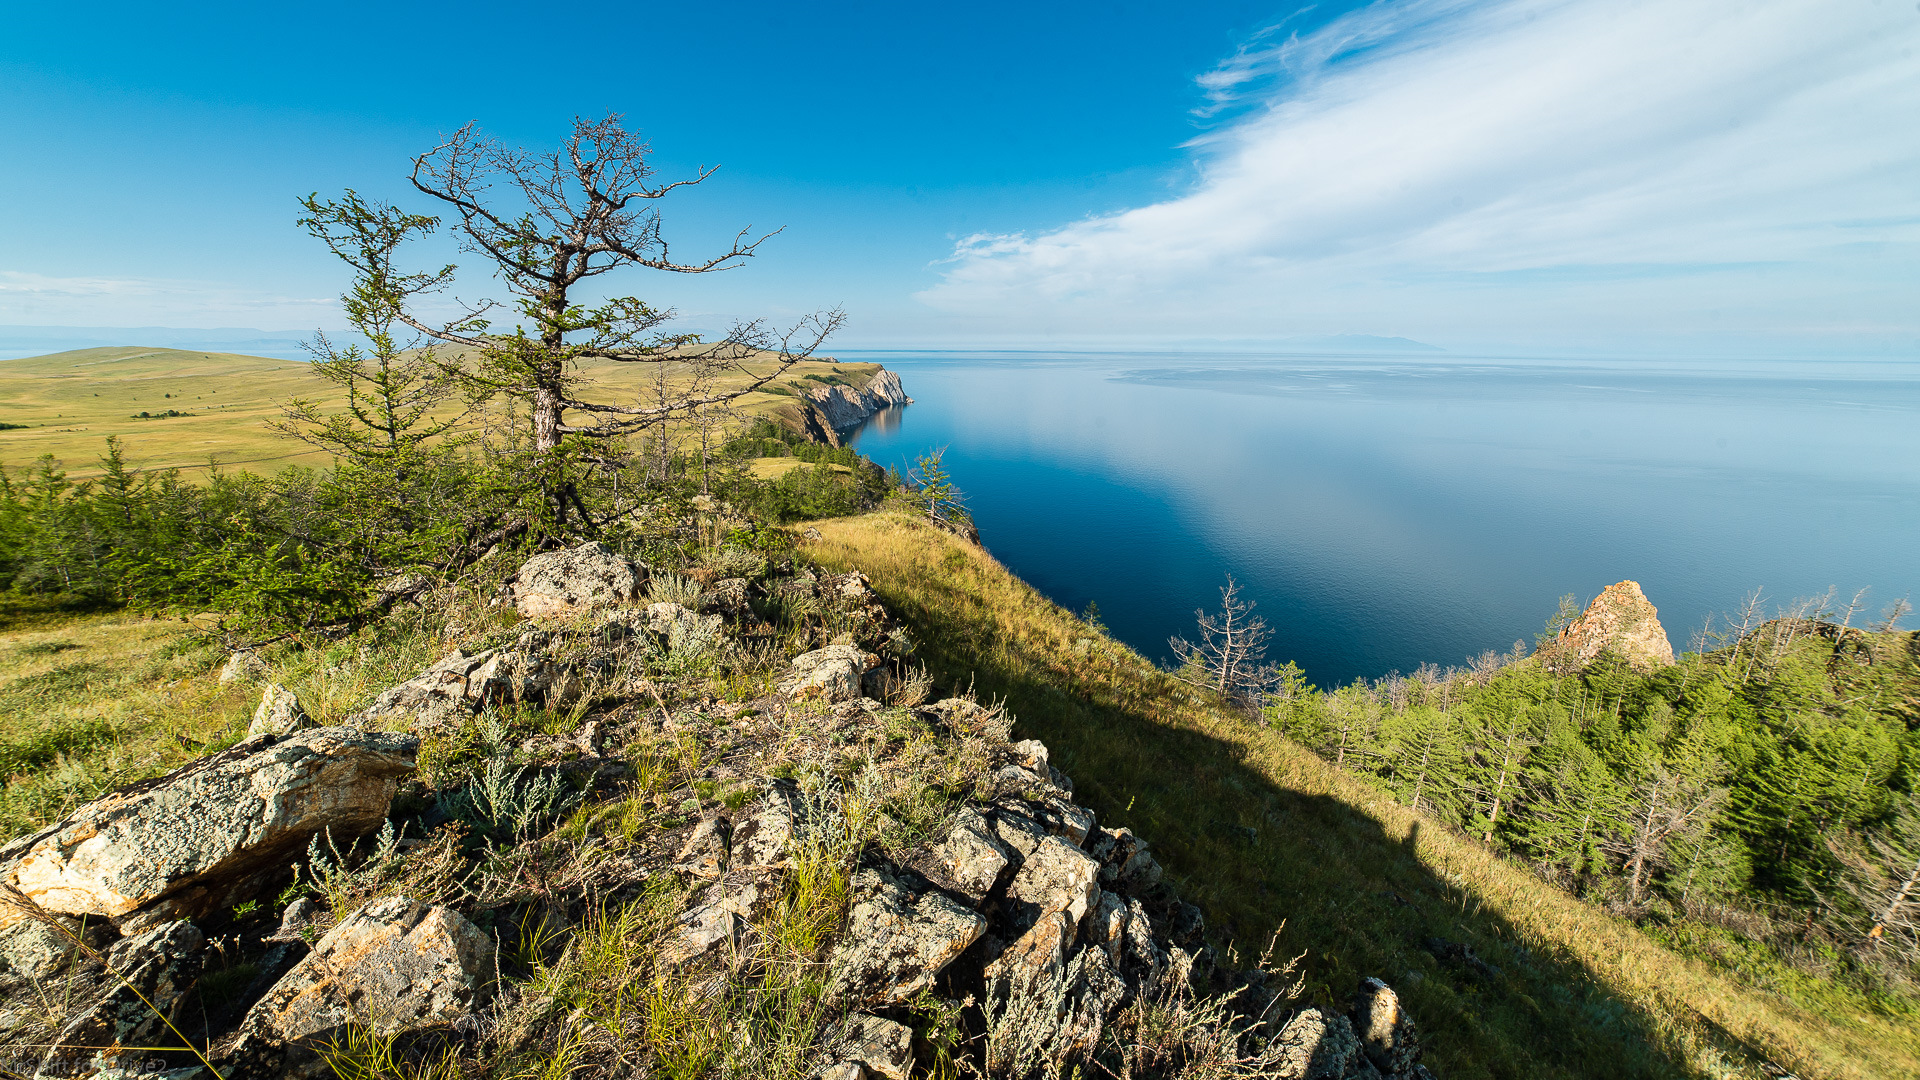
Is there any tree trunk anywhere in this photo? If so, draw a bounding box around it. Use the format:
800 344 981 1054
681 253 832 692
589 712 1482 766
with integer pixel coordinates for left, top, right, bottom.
1868 852 1920 948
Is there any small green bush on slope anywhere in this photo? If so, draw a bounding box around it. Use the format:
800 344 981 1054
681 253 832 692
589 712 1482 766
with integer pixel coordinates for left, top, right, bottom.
804 510 1920 1080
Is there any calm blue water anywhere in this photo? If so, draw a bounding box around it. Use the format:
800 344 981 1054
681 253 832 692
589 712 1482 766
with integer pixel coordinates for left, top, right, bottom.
842 351 1920 689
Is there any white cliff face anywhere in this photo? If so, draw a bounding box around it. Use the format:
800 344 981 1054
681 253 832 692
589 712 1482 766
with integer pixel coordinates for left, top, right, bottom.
806 368 913 431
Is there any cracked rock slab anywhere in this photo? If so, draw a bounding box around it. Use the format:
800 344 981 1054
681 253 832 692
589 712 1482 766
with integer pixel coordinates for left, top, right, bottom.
830 865 986 1005
1 727 417 927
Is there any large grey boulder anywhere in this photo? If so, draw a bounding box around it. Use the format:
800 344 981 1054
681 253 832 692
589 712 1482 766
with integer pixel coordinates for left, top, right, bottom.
780 643 881 702
829 865 987 1005
246 683 312 739
229 896 491 1076
0 727 417 929
509 541 645 619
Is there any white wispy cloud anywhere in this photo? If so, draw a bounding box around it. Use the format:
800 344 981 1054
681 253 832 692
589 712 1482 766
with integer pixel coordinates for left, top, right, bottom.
0 271 337 327
917 0 1920 350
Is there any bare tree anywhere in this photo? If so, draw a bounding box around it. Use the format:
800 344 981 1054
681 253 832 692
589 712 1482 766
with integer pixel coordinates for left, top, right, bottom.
1170 575 1276 701
1829 797 1920 960
1605 761 1728 908
1874 597 1914 634
340 114 845 534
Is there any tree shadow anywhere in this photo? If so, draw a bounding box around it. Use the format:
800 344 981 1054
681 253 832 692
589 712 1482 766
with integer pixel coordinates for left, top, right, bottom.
907 617 1745 1080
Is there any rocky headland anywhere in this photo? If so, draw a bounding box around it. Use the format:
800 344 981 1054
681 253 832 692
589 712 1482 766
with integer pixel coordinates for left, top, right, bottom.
791 368 913 446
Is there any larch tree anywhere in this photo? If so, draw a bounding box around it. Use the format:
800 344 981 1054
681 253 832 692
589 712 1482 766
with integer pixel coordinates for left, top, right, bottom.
313 114 844 542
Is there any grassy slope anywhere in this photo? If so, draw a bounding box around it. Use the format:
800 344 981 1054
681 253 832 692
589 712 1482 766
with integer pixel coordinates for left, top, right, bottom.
0 597 256 838
803 511 1920 1080
0 346 883 478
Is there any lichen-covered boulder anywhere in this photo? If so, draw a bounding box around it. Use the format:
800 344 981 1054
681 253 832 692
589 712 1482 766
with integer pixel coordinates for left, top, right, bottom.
780 643 881 702
218 651 269 686
0 912 80 981
228 896 492 1076
1551 580 1674 671
646 601 724 655
1272 1007 1362 1080
361 645 582 728
731 782 801 869
829 1013 915 1080
829 865 987 1005
246 683 312 739
1003 835 1101 935
0 728 417 929
509 540 645 618
360 648 495 727
913 807 1013 902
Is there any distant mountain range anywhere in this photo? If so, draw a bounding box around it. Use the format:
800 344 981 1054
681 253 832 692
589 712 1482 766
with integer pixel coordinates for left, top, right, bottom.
0 325 315 361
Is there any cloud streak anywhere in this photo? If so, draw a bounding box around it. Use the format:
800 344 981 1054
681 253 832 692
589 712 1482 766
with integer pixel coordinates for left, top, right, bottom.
0 271 336 327
917 0 1920 350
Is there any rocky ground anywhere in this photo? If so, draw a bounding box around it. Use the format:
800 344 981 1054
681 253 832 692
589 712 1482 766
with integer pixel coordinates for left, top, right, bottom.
0 541 1435 1080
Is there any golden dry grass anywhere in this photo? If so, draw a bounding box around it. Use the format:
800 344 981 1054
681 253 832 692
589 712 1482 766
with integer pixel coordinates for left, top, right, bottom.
801 510 1920 1080
0 346 884 479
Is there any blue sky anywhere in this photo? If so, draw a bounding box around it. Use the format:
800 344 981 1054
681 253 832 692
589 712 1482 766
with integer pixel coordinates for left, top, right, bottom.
2 0 1915 355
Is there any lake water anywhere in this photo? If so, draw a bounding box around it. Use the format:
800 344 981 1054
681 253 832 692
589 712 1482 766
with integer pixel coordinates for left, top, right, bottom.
841 350 1920 688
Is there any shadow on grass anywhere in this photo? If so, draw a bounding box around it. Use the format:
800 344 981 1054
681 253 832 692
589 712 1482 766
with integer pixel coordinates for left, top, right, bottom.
0 592 121 635
886 581 1722 1080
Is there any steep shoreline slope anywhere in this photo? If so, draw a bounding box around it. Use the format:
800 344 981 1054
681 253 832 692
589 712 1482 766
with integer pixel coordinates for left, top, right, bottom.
803 511 1918 1080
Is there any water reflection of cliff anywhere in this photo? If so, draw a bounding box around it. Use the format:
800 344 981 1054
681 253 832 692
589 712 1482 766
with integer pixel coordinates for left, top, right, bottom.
848 403 906 442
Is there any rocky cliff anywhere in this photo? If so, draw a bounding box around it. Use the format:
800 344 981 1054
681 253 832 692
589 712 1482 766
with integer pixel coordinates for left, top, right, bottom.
791 367 913 446
0 541 1432 1080
1552 580 1675 671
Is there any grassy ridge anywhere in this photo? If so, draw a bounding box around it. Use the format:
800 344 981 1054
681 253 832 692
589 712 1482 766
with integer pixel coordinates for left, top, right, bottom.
803 511 1920 1080
0 346 883 478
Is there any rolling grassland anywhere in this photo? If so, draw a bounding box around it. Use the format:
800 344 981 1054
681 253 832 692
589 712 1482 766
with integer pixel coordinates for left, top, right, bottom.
0 345 879 478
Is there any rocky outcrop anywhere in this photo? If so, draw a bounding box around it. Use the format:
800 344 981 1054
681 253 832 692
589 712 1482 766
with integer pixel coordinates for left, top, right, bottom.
783 368 913 447
0 727 416 930
225 895 494 1077
0 546 1438 1080
1553 580 1675 671
507 540 646 618
780 643 882 702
